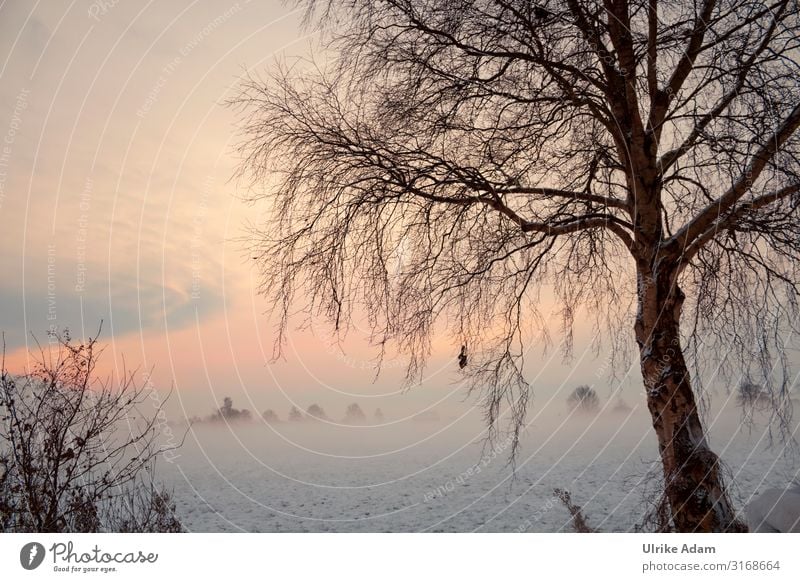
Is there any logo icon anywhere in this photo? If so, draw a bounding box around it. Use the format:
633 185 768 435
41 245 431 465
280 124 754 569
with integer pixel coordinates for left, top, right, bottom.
20 542 46 570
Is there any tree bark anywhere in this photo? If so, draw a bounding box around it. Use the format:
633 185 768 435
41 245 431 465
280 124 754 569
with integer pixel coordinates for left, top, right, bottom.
635 267 747 532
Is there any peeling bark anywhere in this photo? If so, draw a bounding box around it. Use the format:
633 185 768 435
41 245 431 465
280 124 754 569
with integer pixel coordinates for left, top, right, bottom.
636 268 747 532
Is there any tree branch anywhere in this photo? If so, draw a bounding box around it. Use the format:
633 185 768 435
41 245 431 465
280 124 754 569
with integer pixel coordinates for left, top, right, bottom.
678 182 800 264
664 0 717 103
658 1 788 172
671 102 800 252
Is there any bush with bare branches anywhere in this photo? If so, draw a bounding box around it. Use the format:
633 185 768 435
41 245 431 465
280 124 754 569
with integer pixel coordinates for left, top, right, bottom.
553 488 595 533
0 330 182 532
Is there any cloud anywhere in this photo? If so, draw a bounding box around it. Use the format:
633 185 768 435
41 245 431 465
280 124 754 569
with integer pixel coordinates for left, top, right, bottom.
0 254 225 351
0 0 300 358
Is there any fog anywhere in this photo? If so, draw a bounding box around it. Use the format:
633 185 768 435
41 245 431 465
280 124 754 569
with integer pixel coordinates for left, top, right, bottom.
2 0 798 534
157 391 799 532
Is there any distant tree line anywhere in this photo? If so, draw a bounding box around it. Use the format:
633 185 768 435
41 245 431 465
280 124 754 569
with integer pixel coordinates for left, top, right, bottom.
263 402 378 424
192 399 386 425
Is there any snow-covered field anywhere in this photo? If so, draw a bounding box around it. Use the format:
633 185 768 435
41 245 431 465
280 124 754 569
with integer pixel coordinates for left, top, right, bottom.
161 405 799 532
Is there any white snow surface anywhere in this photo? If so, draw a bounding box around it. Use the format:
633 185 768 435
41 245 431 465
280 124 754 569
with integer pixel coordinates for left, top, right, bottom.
160 406 799 532
745 487 800 532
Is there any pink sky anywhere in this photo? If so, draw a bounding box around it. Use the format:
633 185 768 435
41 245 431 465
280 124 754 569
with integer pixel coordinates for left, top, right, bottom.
0 0 636 422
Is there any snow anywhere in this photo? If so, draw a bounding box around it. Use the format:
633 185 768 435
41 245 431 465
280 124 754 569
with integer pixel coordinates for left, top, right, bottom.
159 406 799 532
745 487 800 532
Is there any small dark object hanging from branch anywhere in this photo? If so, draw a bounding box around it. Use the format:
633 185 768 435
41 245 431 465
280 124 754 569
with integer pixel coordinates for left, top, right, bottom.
458 345 468 369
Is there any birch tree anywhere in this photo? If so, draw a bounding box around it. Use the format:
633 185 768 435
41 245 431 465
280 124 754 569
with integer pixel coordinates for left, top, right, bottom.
234 0 800 531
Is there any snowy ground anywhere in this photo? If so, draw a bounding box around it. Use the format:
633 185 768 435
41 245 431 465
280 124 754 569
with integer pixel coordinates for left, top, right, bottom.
160 404 800 532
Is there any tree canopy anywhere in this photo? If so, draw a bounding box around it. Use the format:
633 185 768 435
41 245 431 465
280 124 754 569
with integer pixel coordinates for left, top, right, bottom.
235 0 800 531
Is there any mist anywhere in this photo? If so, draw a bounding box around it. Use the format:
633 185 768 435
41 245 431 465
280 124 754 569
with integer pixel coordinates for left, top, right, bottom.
157 389 798 532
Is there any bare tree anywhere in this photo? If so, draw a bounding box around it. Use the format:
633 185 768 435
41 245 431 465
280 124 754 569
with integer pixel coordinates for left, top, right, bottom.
288 406 304 422
233 0 800 531
209 396 252 423
0 329 182 532
343 402 366 423
306 403 329 420
737 379 769 409
567 385 600 413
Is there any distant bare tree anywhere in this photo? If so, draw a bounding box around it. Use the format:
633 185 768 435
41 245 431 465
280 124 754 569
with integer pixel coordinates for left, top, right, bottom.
306 403 329 420
343 403 366 423
0 329 182 532
221 397 234 417
567 385 600 413
210 397 252 423
735 379 794 438
737 380 769 409
234 0 800 531
288 406 304 422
